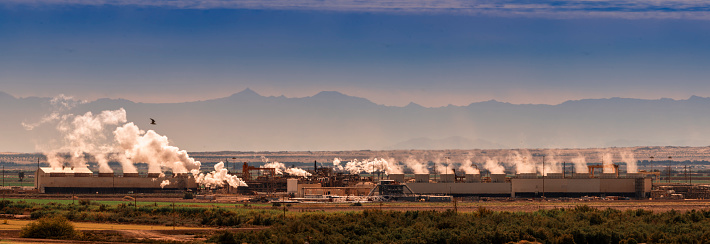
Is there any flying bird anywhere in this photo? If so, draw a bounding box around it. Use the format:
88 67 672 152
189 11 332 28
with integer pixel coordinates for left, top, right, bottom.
150 118 156 125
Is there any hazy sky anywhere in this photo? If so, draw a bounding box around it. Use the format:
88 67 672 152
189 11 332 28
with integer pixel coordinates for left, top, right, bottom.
2 0 710 107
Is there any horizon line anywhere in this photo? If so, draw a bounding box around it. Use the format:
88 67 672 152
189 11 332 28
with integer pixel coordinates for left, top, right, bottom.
1 89 707 108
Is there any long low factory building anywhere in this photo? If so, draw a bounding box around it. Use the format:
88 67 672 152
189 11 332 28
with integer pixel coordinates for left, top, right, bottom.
35 167 198 194
390 173 652 198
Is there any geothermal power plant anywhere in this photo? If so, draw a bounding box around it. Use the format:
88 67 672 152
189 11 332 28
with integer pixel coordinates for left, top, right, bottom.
34 160 655 200
26 108 703 201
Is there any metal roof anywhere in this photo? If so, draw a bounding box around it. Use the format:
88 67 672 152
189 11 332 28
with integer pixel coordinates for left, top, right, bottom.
39 167 93 174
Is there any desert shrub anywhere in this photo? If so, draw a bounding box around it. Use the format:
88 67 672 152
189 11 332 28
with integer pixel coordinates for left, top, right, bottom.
78 199 91 206
20 216 78 239
208 231 238 244
0 200 11 209
477 206 493 217
30 209 57 219
351 202 363 206
98 204 109 212
183 192 194 199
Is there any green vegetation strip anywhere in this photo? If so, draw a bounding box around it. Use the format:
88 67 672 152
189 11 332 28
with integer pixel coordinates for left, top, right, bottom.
3 198 710 243
1 198 262 208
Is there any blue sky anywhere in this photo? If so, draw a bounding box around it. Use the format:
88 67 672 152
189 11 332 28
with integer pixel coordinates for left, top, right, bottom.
2 0 710 107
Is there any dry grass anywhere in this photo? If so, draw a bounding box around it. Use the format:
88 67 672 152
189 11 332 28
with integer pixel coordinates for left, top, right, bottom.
0 219 210 231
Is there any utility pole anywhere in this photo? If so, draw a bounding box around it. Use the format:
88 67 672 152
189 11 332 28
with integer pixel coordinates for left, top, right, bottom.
668 156 672 183
542 155 545 199
649 156 655 183
690 165 693 184
172 201 176 230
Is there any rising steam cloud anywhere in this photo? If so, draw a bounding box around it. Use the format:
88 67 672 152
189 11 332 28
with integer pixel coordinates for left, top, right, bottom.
483 157 505 174
26 108 248 188
264 161 312 177
332 157 401 174
193 162 247 188
458 158 480 174
620 150 638 173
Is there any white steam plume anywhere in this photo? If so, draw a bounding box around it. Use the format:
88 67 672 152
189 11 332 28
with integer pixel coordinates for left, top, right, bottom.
160 180 170 188
114 122 200 174
600 152 614 173
432 154 448 174
385 157 404 174
333 158 342 169
620 151 638 173
404 156 428 174
44 109 127 171
22 94 87 130
539 150 562 175
571 154 589 173
508 150 535 174
333 158 396 174
193 162 248 188
483 157 505 174
27 107 248 188
458 158 480 174
264 161 312 177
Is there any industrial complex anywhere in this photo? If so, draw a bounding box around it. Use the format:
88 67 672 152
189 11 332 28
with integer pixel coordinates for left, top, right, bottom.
33 161 666 201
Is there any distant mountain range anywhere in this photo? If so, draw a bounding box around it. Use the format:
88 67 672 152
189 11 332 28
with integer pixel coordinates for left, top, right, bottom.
2 89 710 152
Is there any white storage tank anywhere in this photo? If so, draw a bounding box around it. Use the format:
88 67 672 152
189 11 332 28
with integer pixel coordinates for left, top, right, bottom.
287 178 298 194
388 174 405 183
415 174 430 183
490 174 507 183
439 174 455 183
465 174 481 183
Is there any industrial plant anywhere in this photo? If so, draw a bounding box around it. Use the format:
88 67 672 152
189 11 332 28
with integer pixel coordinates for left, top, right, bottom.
22 107 710 202
33 160 669 201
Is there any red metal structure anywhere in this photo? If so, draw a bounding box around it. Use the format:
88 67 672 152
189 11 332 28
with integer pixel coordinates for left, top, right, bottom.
242 162 276 180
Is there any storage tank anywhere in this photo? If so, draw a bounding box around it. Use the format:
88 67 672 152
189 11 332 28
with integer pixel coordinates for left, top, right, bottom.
490 174 507 183
439 174 455 183
287 178 298 194
465 174 481 183
388 174 405 183
414 174 430 183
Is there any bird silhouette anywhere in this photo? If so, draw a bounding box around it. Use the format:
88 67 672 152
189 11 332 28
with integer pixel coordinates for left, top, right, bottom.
150 118 156 125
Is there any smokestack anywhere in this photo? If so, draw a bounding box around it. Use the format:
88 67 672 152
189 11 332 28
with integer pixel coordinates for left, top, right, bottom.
314 160 317 172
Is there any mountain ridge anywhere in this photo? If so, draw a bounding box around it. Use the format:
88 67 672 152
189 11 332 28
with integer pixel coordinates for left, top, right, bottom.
2 89 708 108
1 89 710 152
